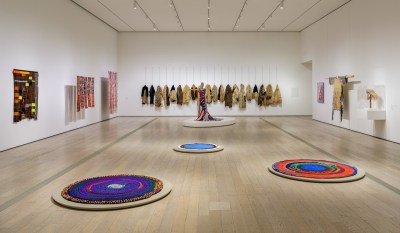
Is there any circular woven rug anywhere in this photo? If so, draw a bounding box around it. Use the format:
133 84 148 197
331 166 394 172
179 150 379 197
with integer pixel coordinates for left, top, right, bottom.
268 159 365 183
173 143 224 153
52 174 172 210
182 117 236 128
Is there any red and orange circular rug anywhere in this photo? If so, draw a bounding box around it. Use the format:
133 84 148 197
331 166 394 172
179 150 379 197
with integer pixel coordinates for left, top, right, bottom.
269 159 365 183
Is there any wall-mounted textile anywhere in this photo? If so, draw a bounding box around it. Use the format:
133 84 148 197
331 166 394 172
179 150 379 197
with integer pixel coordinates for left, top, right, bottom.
183 84 190 104
170 85 177 102
232 84 239 105
317 82 324 104
266 84 274 106
141 85 149 104
177 85 183 105
218 84 225 103
109 71 118 114
273 85 282 105
162 85 170 107
77 76 95 112
212 85 218 103
149 85 155 105
246 84 252 102
155 85 163 107
205 84 212 104
13 69 38 123
258 85 265 106
225 84 232 108
191 84 197 100
239 84 246 109
253 84 259 101
330 77 348 121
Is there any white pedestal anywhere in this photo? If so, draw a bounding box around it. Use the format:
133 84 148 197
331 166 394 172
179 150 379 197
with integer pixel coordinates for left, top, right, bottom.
366 109 386 120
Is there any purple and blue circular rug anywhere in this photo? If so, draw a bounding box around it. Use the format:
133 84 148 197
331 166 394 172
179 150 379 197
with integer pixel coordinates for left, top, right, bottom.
52 174 172 210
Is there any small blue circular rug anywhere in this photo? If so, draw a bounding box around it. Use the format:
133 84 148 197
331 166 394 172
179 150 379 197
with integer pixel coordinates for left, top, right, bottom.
174 143 223 153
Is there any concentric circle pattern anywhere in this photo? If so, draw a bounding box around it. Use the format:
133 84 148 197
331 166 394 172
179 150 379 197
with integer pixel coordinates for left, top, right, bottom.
179 143 217 150
61 175 163 204
272 159 359 179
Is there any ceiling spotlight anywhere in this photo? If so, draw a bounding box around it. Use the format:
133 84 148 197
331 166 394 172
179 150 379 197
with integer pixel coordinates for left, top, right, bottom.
169 1 173 7
261 24 265 30
280 0 284 10
133 0 137 10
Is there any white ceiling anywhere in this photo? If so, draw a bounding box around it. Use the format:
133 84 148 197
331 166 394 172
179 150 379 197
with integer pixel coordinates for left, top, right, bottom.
72 0 351 32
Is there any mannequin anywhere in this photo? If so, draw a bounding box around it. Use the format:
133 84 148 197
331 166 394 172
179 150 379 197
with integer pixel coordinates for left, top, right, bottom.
196 82 218 121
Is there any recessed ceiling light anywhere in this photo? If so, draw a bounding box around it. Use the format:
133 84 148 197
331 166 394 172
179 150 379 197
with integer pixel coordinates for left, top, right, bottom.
133 0 137 10
280 0 284 10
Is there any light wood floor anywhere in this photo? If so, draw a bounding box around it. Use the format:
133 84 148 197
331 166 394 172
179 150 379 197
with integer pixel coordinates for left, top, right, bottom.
1 117 400 233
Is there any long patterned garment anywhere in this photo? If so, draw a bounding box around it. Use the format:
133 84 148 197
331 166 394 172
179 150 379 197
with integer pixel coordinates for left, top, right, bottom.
77 76 86 112
89 77 95 107
330 77 348 121
109 71 118 114
196 88 218 121
13 69 39 122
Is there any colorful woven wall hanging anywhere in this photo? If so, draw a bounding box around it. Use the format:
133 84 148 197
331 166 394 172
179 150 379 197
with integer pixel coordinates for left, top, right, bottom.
13 69 38 123
109 71 118 114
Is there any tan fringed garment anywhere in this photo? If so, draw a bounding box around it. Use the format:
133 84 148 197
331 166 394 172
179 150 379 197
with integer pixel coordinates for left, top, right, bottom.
183 84 190 104
273 85 282 105
239 84 246 108
332 79 342 111
212 85 218 103
232 84 239 104
218 84 225 102
162 85 167 103
155 85 163 107
191 84 197 100
205 84 212 104
225 84 232 108
246 84 252 102
266 84 274 106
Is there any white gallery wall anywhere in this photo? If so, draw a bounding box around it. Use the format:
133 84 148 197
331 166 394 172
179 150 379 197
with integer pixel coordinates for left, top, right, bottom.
0 0 118 151
301 0 400 143
118 32 311 116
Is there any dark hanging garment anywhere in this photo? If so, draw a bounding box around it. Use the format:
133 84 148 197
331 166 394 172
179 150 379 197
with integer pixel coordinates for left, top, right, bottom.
218 84 225 102
149 85 155 105
177 85 183 105
258 84 265 106
141 85 149 105
170 85 177 102
253 84 259 101
224 84 233 108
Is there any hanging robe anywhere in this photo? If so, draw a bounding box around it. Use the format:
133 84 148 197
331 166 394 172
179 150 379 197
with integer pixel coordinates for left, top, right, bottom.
183 84 191 104
212 84 218 103
253 84 259 101
141 85 149 104
155 85 163 107
273 84 282 105
191 84 197 100
239 84 246 108
163 85 170 107
170 85 177 102
266 84 274 106
225 84 233 108
258 84 265 106
177 85 183 105
246 84 252 102
232 84 239 105
205 84 212 104
149 85 155 105
218 84 225 103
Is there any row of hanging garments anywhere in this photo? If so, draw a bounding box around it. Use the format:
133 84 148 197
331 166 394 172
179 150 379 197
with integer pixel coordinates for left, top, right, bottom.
141 83 282 108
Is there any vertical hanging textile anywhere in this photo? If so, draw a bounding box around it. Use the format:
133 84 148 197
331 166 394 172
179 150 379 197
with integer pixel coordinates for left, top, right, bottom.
239 84 246 108
218 84 225 103
77 76 85 112
232 84 239 105
13 69 38 123
109 71 118 114
149 85 155 105
196 84 219 121
258 84 265 106
191 84 197 100
183 84 190 104
330 77 348 121
155 85 163 108
163 85 170 107
246 84 252 102
87 77 95 108
170 85 177 102
273 85 282 105
253 84 259 101
224 84 233 108
177 85 183 105
212 84 218 103
205 84 212 104
84 77 88 109
266 84 274 106
141 85 149 105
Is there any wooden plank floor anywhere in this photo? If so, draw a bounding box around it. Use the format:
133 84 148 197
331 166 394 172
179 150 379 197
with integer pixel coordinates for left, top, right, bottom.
0 117 400 233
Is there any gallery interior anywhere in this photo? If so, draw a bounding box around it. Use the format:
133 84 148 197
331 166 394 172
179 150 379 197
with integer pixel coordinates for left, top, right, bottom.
1 0 400 232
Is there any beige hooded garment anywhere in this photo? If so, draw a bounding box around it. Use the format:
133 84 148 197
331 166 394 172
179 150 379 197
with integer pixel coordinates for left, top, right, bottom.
273 84 282 105
183 84 191 104
212 84 218 103
155 85 163 107
218 84 225 103
232 84 239 105
246 84 252 102
239 84 246 108
205 84 212 104
266 84 274 106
